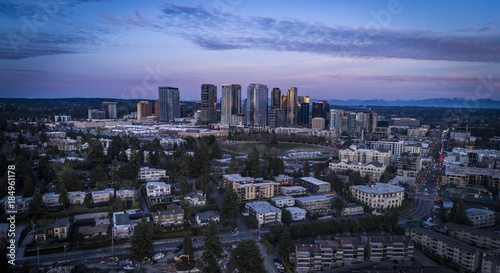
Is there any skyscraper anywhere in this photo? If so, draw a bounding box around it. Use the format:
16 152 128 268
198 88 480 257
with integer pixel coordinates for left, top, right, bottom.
221 84 241 125
330 109 344 134
271 88 281 109
137 101 153 120
246 83 268 126
287 87 298 126
297 96 310 125
102 102 117 119
154 99 159 117
201 84 217 124
158 86 180 122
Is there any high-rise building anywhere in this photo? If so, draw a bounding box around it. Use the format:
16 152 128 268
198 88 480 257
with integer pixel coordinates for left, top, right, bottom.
246 84 268 126
154 99 159 116
271 88 281 109
180 103 187 118
287 87 298 126
281 94 288 123
102 102 117 119
200 84 217 123
268 109 285 128
137 101 153 121
347 112 357 133
158 86 180 122
312 117 326 130
221 84 242 125
297 96 310 125
330 109 344 134
88 109 105 120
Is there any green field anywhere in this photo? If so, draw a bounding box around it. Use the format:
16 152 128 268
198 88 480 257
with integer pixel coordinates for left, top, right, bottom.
224 142 332 155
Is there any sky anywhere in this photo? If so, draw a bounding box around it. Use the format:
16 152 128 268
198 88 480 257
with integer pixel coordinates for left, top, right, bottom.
1 0 500 101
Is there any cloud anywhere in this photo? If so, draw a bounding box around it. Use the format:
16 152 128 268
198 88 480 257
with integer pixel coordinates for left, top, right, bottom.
119 4 500 64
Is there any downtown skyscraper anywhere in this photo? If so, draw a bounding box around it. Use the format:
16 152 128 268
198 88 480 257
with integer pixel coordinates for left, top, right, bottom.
201 84 217 124
246 83 268 126
287 87 298 125
221 84 242 125
158 86 180 122
271 88 281 109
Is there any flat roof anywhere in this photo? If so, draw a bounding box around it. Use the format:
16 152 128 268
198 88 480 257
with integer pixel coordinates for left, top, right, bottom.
285 207 306 214
246 201 281 214
300 177 329 186
411 227 485 254
444 222 500 240
295 195 330 202
281 186 306 191
271 196 295 201
466 208 495 217
350 183 404 194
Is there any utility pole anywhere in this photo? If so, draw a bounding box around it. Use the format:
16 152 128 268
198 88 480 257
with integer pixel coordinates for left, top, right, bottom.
37 245 40 268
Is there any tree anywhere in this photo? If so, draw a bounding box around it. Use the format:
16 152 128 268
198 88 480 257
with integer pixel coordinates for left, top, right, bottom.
130 218 154 260
314 165 321 179
111 195 124 212
439 206 447 222
227 152 239 174
179 176 189 195
28 191 46 223
245 214 259 230
333 197 346 217
40 179 48 194
202 220 223 273
211 140 222 159
85 139 106 168
303 160 311 176
278 228 293 260
183 231 194 259
119 146 128 162
282 209 292 225
233 239 265 273
448 200 473 226
90 164 108 189
22 174 35 197
58 166 83 191
221 187 239 225
180 154 192 178
58 182 69 210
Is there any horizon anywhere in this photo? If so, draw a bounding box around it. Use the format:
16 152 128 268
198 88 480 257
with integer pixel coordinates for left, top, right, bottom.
1 1 500 101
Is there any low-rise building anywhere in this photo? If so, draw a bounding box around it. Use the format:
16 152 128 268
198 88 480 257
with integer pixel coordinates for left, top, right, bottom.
274 174 294 186
236 181 280 202
1 196 32 214
439 222 500 250
139 167 167 181
271 196 295 208
329 160 387 182
35 218 71 241
91 188 115 203
284 207 306 221
116 189 135 201
152 203 184 227
42 192 60 207
146 182 171 203
112 211 132 238
482 249 500 273
410 227 484 272
295 195 331 212
367 236 414 261
350 183 405 210
280 186 307 197
299 177 331 193
222 174 259 189
78 225 108 239
183 191 207 206
68 191 86 205
466 208 496 228
245 201 282 225
342 203 364 217
196 211 220 227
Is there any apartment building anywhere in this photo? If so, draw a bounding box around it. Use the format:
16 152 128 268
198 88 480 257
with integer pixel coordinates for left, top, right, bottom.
91 188 115 203
410 227 484 272
116 189 135 201
68 191 87 205
442 163 500 189
482 249 500 273
1 196 32 214
236 181 281 202
439 222 500 250
284 207 306 221
295 195 331 212
271 196 295 208
339 146 391 166
350 183 404 210
367 236 414 261
42 192 61 207
245 201 282 225
342 203 364 217
274 174 294 186
280 186 307 197
222 174 260 189
139 166 167 181
146 182 171 203
330 160 387 182
466 208 496 228
112 211 132 238
152 203 184 227
299 177 331 193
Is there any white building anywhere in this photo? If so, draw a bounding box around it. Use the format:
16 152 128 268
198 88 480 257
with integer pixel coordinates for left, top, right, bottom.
245 201 282 225
299 177 331 193
466 208 496 228
1 196 32 214
112 211 132 238
68 191 86 205
139 167 167 181
284 207 307 221
146 182 171 203
350 183 405 210
91 188 115 203
196 211 220 227
271 196 295 208
330 161 387 182
116 190 135 201
42 192 61 207
342 203 364 217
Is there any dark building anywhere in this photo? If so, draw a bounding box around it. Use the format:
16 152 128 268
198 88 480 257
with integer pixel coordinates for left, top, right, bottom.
201 84 217 123
271 88 281 109
159 86 180 122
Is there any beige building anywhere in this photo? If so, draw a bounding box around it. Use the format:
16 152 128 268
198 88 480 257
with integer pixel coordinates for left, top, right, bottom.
295 195 330 212
330 160 387 182
350 183 404 210
91 188 115 203
339 146 392 166
236 181 280 202
139 167 167 181
152 203 184 227
68 191 86 205
42 192 61 207
466 208 496 228
274 174 294 186
116 189 135 201
342 203 364 217
367 236 414 261
442 163 500 189
410 227 484 272
311 117 325 130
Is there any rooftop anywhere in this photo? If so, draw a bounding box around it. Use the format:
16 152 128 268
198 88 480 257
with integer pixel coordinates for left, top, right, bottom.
281 186 306 191
284 207 306 214
246 201 281 214
271 196 295 201
295 195 330 202
466 208 495 217
350 183 405 194
411 227 485 254
443 222 500 240
299 177 329 186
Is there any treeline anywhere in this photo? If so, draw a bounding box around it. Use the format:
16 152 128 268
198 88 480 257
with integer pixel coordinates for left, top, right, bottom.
228 131 328 146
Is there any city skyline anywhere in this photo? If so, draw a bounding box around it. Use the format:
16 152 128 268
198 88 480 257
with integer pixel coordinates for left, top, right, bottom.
1 0 500 101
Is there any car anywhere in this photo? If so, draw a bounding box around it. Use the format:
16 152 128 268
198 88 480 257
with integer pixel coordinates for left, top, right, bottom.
153 253 165 260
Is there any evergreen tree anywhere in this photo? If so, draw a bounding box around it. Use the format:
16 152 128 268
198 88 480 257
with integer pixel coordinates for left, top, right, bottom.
221 187 239 224
233 239 265 273
278 228 293 261
210 140 223 159
183 231 194 259
333 197 346 217
111 195 124 212
119 146 128 162
28 191 46 223
227 152 239 174
90 164 108 189
130 218 154 260
58 182 69 210
22 174 35 197
281 208 292 225
439 206 447 222
448 200 473 226
179 176 189 195
180 154 192 178
314 165 321 179
202 220 223 273
245 214 259 229
303 160 311 176
85 139 106 168
59 166 83 191
40 179 48 194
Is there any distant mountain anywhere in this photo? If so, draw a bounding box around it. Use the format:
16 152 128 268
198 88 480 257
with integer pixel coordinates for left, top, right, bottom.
325 98 500 109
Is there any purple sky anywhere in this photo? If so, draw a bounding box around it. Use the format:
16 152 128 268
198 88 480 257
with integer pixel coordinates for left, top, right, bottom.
1 0 500 101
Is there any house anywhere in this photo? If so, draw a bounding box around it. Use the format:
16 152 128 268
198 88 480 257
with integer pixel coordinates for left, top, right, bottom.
1 196 32 214
183 191 207 206
284 207 307 221
42 192 61 207
195 211 220 227
112 211 132 238
146 182 171 203
116 189 135 201
78 225 108 238
68 191 86 205
152 203 185 227
35 218 71 241
271 196 295 208
91 188 115 203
